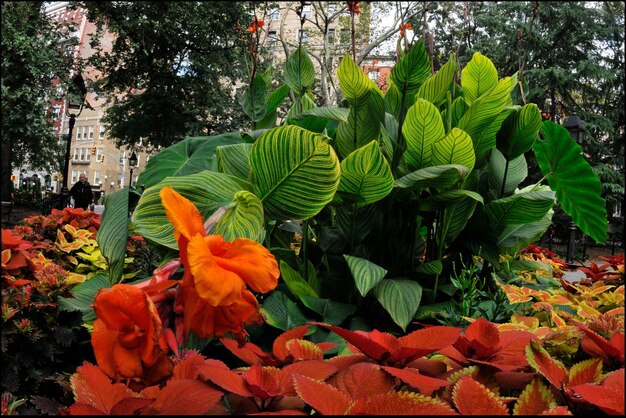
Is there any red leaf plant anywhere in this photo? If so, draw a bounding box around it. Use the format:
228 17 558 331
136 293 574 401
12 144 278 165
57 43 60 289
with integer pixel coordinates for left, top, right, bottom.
571 319 624 367
571 368 625 415
2 228 38 286
577 262 615 282
598 253 625 270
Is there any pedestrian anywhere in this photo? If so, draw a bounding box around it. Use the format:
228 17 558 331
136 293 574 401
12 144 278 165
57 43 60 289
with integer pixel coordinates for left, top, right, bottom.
70 173 93 210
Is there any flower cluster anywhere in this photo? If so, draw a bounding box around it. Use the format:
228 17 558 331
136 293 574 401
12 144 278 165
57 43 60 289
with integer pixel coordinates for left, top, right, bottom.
246 16 264 32
346 1 360 14
399 22 412 37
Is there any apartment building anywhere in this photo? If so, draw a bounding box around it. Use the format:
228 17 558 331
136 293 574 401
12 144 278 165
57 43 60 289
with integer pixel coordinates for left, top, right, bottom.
12 2 150 202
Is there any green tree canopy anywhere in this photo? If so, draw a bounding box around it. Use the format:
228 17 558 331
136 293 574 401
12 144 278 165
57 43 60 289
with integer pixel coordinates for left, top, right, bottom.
1 2 75 201
83 1 251 150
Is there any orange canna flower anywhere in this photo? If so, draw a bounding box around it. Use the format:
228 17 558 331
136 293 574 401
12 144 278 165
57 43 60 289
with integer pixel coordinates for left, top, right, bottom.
92 284 172 383
247 17 265 32
399 22 412 37
346 1 360 14
159 186 279 341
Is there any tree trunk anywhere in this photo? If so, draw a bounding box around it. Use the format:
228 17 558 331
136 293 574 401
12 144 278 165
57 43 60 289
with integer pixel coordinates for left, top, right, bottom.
1 139 13 202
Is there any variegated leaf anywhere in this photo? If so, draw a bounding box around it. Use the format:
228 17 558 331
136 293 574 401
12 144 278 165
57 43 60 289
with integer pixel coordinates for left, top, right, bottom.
431 128 476 171
461 52 499 106
344 255 387 297
416 53 458 107
213 190 264 242
526 340 568 389
402 99 445 170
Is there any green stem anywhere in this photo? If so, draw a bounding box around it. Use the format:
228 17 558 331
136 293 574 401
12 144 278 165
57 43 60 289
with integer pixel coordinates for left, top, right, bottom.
392 82 408 175
500 159 510 198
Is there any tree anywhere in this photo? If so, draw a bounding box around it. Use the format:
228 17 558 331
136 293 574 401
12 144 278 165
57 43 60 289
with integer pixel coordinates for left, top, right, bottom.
1 2 75 202
82 1 251 150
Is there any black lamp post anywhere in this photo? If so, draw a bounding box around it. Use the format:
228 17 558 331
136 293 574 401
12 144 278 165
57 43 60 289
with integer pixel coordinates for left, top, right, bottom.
563 113 586 265
58 75 87 209
128 152 138 188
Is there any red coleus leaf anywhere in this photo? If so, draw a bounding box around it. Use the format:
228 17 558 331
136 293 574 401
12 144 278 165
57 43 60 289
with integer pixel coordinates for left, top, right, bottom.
171 350 208 380
572 320 624 365
452 376 509 415
196 360 253 397
243 365 283 400
568 358 603 386
285 339 324 361
277 360 338 396
347 391 459 415
406 357 449 377
571 368 625 415
381 366 450 396
327 362 396 400
312 323 390 362
460 317 500 358
526 340 568 389
272 325 313 362
512 377 556 415
69 362 134 414
327 354 369 370
220 338 280 366
148 379 223 415
109 398 154 415
292 373 353 415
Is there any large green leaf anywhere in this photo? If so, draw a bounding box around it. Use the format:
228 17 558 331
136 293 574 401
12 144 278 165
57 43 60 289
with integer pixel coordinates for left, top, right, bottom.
96 187 129 284
137 132 243 189
402 99 445 170
472 107 515 168
415 53 458 107
260 290 311 331
488 148 528 197
290 107 350 123
431 128 476 171
216 143 252 180
394 164 469 190
213 190 264 242
338 54 371 104
338 140 394 208
419 189 483 212
372 279 422 331
335 87 384 158
534 121 608 243
457 74 517 151
498 207 554 253
335 204 377 246
279 260 318 299
344 255 387 297
58 272 110 323
299 296 356 325
257 84 291 129
241 74 268 122
484 187 556 232
496 103 542 160
131 171 251 249
389 40 431 91
249 125 341 220
461 52 499 106
438 194 481 246
284 46 315 94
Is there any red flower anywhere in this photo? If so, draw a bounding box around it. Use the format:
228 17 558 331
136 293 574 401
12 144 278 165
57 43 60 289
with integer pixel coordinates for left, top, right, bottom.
346 1 360 14
399 22 412 37
92 284 172 383
247 17 265 32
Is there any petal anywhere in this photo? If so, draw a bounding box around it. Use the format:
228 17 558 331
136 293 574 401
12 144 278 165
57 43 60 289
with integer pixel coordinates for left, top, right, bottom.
213 290 260 337
188 235 245 306
212 237 279 294
112 340 144 379
92 320 120 379
160 186 205 241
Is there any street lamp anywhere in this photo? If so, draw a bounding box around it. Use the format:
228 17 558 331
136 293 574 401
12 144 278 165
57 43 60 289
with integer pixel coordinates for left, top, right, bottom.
563 113 586 265
128 152 138 188
58 74 88 209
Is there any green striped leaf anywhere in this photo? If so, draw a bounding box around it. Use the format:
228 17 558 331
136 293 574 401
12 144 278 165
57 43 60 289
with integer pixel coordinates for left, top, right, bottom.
416 53 458 107
389 40 431 90
216 143 252 180
506 259 554 273
338 54 370 104
338 140 394 208
394 164 469 190
448 96 469 128
415 260 443 275
372 279 422 331
137 132 243 189
488 148 528 197
291 107 350 122
213 190 264 242
280 260 318 299
534 121 608 243
335 88 384 158
496 104 542 160
260 290 311 331
249 125 341 220
484 187 556 232
402 99 445 170
241 74 268 122
473 108 515 168
131 171 251 249
344 255 387 297
461 52 498 106
457 74 517 151
419 189 483 212
431 128 476 171
299 296 356 325
384 80 402 120
58 272 110 323
498 207 554 253
438 194 481 246
257 84 291 129
96 187 129 284
284 46 315 94
336 204 377 245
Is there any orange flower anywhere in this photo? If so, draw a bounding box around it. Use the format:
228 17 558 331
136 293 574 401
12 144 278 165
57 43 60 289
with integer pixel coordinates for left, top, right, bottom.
346 1 360 14
399 22 412 37
159 186 279 340
247 17 265 32
92 284 172 383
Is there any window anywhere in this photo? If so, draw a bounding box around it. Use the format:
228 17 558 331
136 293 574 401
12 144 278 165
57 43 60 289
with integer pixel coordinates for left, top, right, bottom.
75 127 82 140
88 126 94 139
73 148 79 161
93 171 100 185
269 6 279 20
79 148 85 161
71 170 78 183
368 69 380 81
96 148 104 161
328 28 336 43
119 151 126 166
135 155 141 168
298 29 309 43
340 29 350 44
56 85 64 97
52 105 61 120
302 4 311 18
99 126 105 139
86 148 91 161
327 3 337 14
268 30 278 45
